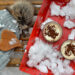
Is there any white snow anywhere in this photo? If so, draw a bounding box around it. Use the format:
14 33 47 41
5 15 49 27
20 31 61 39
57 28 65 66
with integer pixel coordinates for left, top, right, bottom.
12 20 17 24
50 0 75 30
50 0 75 19
50 2 60 16
0 24 5 28
64 20 75 29
68 29 75 40
41 18 53 29
27 38 74 75
9 38 17 45
35 63 48 73
10 29 16 32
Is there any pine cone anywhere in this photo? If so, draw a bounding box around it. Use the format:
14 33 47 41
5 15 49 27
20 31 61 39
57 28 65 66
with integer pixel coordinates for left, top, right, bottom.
7 0 34 30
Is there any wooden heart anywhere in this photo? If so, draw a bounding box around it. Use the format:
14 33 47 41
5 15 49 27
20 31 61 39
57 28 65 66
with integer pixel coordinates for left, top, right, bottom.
0 30 22 51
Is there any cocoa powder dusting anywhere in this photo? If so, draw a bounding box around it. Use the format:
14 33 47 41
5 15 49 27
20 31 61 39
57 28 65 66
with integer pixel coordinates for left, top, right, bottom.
65 43 75 56
44 25 58 39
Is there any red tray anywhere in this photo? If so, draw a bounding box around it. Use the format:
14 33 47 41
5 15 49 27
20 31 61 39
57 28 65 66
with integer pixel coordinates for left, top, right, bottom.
20 0 75 75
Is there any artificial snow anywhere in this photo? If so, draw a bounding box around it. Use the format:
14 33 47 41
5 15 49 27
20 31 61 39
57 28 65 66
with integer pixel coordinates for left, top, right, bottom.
35 63 48 73
50 0 75 19
41 18 53 29
9 38 17 45
27 38 74 75
68 29 75 40
64 20 75 29
10 29 16 32
12 20 17 24
50 2 60 16
0 24 5 28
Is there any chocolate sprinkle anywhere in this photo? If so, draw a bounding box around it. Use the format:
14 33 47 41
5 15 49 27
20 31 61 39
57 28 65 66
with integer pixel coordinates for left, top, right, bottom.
65 43 75 56
44 25 58 39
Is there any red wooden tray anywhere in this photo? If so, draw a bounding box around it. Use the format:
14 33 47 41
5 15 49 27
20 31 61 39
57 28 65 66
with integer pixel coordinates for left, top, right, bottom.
20 0 75 75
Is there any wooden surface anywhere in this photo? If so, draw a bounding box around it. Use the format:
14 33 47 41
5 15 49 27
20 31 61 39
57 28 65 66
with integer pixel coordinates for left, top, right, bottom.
0 0 43 5
0 0 42 15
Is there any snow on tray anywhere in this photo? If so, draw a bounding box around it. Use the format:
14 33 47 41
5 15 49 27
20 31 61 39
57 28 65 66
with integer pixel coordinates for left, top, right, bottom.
50 2 60 16
50 0 75 30
9 38 17 45
64 20 75 29
41 18 53 30
27 38 74 75
50 0 75 19
68 29 75 40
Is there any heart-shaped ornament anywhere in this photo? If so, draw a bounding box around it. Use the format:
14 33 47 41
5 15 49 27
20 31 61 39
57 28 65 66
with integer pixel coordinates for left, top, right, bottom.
0 30 22 51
